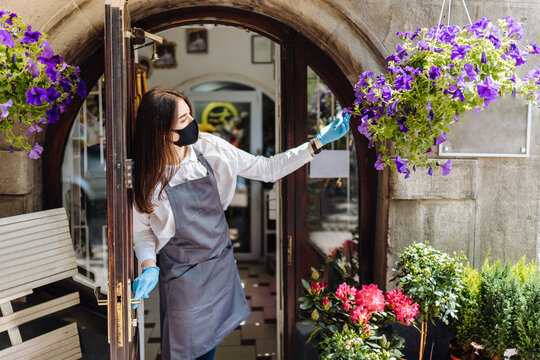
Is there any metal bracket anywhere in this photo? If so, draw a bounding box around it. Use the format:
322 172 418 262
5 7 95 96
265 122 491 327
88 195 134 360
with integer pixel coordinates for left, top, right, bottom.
125 159 134 189
131 27 164 45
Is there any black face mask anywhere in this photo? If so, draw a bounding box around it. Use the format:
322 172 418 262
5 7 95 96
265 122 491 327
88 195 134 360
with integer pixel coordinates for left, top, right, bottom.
173 119 199 147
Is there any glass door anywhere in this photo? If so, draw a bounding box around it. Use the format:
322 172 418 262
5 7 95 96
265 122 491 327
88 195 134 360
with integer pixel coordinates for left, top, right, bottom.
186 89 263 259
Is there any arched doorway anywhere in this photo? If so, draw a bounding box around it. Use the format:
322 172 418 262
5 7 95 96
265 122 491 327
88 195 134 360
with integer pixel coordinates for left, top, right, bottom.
43 6 378 359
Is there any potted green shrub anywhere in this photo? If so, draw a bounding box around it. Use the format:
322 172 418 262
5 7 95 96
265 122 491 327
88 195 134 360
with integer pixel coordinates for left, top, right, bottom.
392 242 466 360
450 256 540 360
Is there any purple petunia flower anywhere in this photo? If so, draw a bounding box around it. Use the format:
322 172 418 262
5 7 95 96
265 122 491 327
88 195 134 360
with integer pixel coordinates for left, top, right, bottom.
481 52 487 64
451 44 472 60
46 107 60 123
358 71 374 87
505 17 523 40
428 166 433 176
471 17 490 32
397 31 413 39
40 40 54 59
417 41 429 50
386 54 401 64
397 117 409 133
21 29 42 44
27 142 43 160
375 75 386 88
477 75 500 105
386 101 399 117
26 124 43 136
26 87 48 106
508 44 528 66
395 155 409 177
488 34 502 49
45 88 61 103
342 107 353 116
447 84 465 101
374 154 384 171
528 44 540 55
441 159 452 176
396 44 409 60
395 74 413 90
381 85 392 101
425 99 432 111
26 59 39 78
434 132 447 146
0 29 14 48
366 89 380 103
1 99 12 118
429 66 441 80
37 56 59 82
463 63 477 81
387 65 404 76
440 25 460 43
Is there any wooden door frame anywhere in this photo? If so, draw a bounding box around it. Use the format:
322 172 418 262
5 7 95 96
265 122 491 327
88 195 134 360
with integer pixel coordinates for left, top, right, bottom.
42 6 378 359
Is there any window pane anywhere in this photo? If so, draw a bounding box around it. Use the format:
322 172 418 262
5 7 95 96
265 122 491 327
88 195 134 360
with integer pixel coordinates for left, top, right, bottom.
61 76 108 289
306 66 359 280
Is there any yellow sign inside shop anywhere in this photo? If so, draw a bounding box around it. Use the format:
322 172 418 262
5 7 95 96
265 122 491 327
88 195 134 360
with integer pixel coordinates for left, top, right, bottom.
201 102 239 131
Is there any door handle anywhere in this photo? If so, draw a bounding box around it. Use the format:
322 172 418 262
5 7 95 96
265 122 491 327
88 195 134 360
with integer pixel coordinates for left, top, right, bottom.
94 282 140 346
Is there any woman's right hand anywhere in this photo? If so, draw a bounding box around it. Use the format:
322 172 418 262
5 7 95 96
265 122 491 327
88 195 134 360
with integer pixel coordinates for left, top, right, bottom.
132 266 160 309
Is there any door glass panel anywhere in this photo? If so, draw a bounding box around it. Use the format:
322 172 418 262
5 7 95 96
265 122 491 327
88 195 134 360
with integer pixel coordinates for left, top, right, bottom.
192 100 253 253
61 76 108 290
306 66 359 279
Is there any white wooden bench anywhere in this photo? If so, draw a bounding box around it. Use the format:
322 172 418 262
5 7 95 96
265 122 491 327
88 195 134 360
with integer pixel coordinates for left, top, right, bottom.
0 208 82 360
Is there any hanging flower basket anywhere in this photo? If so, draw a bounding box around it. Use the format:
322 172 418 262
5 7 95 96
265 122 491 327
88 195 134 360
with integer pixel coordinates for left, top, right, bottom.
349 17 540 177
0 11 86 159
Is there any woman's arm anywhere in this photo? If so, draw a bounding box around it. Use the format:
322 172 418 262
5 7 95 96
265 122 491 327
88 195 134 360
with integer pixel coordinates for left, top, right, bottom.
133 207 159 268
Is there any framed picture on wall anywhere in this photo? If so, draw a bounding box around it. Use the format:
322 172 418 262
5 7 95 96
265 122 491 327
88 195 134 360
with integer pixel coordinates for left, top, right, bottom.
154 41 177 69
186 28 208 53
251 35 273 64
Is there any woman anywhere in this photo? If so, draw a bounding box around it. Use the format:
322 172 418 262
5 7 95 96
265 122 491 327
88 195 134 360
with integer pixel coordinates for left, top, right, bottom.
132 88 349 360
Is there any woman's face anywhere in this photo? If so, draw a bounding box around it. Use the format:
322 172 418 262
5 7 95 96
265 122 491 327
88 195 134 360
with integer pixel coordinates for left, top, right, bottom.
171 99 194 142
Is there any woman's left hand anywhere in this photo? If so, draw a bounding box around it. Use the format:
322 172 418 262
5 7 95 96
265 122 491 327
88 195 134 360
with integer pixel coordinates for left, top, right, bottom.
316 113 350 145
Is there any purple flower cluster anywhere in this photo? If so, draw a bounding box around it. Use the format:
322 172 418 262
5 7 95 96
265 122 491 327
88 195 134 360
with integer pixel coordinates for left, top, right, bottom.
0 11 87 159
352 16 540 177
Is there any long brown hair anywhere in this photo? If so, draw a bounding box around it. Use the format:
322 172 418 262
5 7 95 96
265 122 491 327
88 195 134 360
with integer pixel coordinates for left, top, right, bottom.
133 88 193 213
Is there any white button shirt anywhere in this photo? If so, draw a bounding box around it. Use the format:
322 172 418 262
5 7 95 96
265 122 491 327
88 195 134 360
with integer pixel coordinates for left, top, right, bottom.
133 132 314 265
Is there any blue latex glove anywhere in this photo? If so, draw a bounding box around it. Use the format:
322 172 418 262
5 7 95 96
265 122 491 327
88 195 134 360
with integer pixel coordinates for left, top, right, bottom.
132 266 159 309
316 113 351 146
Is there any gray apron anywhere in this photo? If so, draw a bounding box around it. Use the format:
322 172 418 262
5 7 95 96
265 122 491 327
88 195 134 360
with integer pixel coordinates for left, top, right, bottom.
158 149 250 360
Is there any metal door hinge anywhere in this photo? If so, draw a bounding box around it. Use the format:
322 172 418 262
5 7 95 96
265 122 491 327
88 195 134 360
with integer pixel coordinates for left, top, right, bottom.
125 159 134 189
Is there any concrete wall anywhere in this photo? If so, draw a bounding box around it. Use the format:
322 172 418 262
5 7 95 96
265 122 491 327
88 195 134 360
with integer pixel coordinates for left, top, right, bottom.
2 0 540 285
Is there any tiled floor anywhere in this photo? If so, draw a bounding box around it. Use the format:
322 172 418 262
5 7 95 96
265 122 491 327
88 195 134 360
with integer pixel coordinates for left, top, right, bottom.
142 262 277 360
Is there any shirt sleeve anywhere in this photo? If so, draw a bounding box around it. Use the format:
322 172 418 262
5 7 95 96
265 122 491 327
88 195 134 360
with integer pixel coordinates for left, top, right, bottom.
133 206 159 266
209 134 314 183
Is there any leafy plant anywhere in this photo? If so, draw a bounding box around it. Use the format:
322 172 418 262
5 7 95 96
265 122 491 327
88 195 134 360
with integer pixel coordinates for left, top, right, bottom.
451 263 481 350
349 17 540 176
319 326 395 360
477 259 520 360
514 263 540 359
298 272 418 359
392 242 466 360
0 11 85 158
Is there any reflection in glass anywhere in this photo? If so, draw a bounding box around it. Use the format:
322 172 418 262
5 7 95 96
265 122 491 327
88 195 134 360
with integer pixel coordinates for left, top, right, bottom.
61 76 108 290
307 66 359 282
